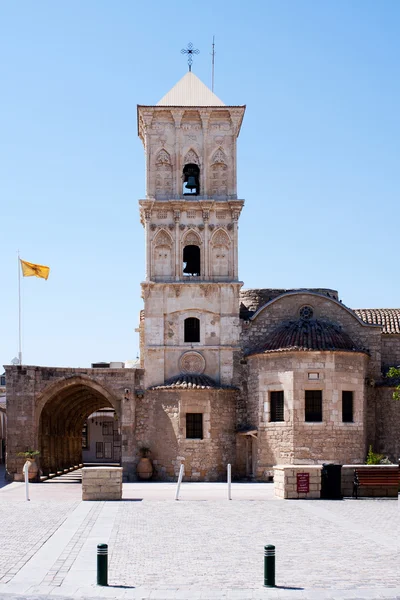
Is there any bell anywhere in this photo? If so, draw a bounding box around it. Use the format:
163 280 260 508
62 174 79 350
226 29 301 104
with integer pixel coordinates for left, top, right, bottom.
186 175 197 191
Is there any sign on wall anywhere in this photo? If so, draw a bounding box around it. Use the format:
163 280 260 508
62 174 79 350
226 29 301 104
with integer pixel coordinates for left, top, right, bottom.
296 472 310 493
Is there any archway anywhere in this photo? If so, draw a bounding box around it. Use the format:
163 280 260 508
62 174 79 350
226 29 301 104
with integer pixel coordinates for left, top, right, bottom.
37 378 119 476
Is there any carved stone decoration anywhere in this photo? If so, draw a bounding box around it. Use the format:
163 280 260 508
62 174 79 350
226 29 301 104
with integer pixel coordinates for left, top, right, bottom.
179 224 186 230
212 148 227 165
156 149 171 165
202 285 213 298
155 149 172 196
227 222 234 230
210 163 228 197
174 285 182 297
202 210 210 221
211 229 230 277
184 230 201 246
212 229 230 247
174 210 181 222
153 230 173 278
198 223 205 231
179 351 206 375
150 223 157 231
168 223 175 230
208 224 215 231
154 230 172 247
184 149 200 165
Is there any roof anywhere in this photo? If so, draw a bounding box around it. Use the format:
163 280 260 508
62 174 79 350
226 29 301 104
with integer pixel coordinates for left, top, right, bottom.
353 309 400 334
157 72 225 107
248 319 369 356
150 373 235 390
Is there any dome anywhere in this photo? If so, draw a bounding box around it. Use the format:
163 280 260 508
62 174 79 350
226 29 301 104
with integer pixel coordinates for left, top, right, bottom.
248 319 368 355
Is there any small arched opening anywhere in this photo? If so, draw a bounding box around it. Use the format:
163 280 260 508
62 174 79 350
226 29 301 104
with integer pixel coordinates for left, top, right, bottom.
184 317 200 343
183 163 200 196
183 244 200 276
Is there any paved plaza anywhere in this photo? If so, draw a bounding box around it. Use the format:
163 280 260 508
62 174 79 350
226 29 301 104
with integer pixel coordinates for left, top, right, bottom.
0 469 399 600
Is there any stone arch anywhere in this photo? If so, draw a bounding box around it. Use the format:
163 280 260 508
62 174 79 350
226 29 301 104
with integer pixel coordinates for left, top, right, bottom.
36 376 120 476
153 228 173 278
182 229 202 277
210 228 231 277
155 149 173 198
183 228 202 247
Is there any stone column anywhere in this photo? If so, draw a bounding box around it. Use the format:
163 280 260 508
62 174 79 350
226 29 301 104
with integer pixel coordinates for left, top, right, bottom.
200 110 210 198
144 210 151 281
232 211 239 280
172 111 184 197
203 210 210 279
174 210 181 280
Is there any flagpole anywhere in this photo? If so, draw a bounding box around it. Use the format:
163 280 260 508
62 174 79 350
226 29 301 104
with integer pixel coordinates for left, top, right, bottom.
18 250 22 365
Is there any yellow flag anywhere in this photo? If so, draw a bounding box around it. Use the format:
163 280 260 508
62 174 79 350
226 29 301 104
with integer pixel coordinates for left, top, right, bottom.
20 259 50 280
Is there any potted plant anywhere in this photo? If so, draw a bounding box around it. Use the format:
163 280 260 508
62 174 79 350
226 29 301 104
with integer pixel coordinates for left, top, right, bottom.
17 450 40 481
136 446 153 480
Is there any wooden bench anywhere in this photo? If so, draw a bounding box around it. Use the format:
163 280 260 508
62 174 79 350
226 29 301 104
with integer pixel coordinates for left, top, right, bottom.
353 467 399 498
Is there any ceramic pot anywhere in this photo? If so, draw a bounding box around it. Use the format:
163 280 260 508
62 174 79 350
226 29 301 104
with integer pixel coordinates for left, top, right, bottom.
137 457 153 479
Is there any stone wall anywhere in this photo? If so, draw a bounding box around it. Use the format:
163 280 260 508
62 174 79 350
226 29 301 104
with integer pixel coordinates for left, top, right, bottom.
247 351 368 478
135 389 236 481
240 288 339 316
141 281 242 388
374 387 400 462
381 334 400 370
274 465 322 499
341 465 399 497
82 466 123 501
4 365 143 481
241 292 382 378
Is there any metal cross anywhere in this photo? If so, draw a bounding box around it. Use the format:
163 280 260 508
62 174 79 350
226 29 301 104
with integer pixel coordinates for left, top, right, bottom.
181 42 200 72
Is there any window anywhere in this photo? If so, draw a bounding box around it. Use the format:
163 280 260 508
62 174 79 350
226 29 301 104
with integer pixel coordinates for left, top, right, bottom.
183 245 200 276
186 413 203 439
270 391 284 422
184 317 200 343
96 442 104 458
342 391 353 422
102 422 113 436
82 421 89 449
104 442 113 460
305 390 322 422
0 376 5 386
183 163 200 195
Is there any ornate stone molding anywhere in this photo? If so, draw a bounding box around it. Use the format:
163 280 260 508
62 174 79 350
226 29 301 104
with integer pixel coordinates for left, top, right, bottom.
179 351 206 375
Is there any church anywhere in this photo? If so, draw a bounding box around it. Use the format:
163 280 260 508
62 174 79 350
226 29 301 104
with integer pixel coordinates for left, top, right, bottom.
5 70 400 482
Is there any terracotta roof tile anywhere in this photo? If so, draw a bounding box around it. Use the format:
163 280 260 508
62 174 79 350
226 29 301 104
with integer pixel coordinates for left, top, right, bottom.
353 308 400 334
248 319 368 356
150 373 235 390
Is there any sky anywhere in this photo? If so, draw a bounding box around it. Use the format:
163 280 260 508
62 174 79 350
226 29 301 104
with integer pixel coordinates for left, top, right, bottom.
1 1 399 369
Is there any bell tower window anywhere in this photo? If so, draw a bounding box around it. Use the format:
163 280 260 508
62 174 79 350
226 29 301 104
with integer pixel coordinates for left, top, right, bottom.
183 163 200 196
183 245 200 276
184 317 200 343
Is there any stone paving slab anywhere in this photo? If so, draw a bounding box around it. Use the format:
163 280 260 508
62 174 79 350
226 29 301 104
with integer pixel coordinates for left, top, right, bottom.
0 477 399 599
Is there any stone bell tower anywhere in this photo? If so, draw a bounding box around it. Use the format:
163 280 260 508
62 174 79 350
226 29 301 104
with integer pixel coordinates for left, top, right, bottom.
137 71 245 389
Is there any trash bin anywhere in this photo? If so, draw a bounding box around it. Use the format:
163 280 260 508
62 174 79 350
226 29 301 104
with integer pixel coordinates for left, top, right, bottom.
321 464 342 499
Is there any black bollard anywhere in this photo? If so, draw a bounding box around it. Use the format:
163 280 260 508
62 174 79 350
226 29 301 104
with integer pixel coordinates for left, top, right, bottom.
264 544 275 587
97 543 108 586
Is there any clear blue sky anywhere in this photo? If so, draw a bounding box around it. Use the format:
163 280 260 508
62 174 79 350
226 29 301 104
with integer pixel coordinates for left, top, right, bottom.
1 1 399 369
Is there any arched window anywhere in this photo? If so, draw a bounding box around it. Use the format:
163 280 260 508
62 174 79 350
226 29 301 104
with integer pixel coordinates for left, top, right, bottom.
184 317 200 343
183 244 200 276
183 163 200 195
